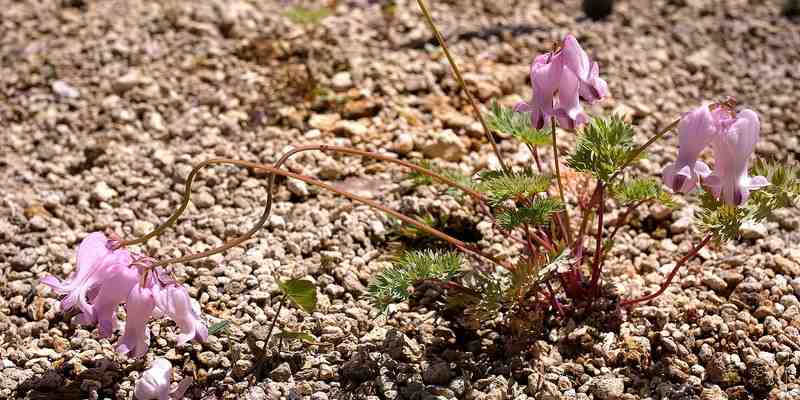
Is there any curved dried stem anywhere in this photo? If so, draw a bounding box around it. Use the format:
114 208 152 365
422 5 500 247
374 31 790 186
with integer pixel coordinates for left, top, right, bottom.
415 0 509 173
131 158 508 270
124 144 486 248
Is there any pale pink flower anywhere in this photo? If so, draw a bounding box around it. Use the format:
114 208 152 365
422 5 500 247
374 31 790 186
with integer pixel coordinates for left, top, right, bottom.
705 108 768 205
155 285 208 345
117 283 156 358
662 104 716 193
515 34 608 130
41 232 131 319
134 358 172 400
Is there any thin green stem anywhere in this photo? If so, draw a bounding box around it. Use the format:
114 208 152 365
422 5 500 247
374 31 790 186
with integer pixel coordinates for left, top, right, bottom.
621 234 713 306
415 0 509 173
550 117 572 243
609 118 680 183
264 294 286 349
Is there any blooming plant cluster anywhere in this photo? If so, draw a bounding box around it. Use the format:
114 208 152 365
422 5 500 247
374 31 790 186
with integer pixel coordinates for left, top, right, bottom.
39 0 800 395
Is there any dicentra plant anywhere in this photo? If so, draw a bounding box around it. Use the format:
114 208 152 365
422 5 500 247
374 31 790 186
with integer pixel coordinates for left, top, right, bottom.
40 0 798 372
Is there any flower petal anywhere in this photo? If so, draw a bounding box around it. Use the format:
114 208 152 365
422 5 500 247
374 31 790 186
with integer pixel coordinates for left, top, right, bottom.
134 358 172 400
117 285 155 358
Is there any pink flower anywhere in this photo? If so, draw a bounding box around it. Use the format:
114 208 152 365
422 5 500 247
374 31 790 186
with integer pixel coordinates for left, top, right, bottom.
155 285 208 345
515 34 608 130
41 232 132 319
662 104 716 193
134 358 172 400
78 261 140 338
117 283 156 358
705 108 768 205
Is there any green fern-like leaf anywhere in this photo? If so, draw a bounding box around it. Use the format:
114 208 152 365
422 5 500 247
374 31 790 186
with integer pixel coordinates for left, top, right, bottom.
612 177 674 207
495 197 564 230
566 116 637 182
368 250 463 314
697 192 750 242
748 159 800 221
477 169 551 206
485 101 552 146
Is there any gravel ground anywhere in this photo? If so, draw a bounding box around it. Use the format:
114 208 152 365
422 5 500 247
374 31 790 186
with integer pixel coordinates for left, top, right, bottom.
2 0 800 399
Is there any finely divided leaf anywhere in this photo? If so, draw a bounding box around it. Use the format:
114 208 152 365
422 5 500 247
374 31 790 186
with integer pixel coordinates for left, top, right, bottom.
477 169 551 207
368 250 463 314
612 177 674 207
566 116 637 182
485 101 552 146
495 197 564 230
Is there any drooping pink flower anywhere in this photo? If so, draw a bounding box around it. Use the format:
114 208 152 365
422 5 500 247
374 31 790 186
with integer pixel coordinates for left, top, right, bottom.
705 108 768 205
117 283 156 358
42 232 131 318
662 104 716 193
559 34 609 104
515 34 608 130
78 261 139 338
134 358 172 400
154 284 208 345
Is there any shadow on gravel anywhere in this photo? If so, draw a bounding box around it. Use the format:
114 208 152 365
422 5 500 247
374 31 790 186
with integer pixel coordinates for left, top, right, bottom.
15 357 145 400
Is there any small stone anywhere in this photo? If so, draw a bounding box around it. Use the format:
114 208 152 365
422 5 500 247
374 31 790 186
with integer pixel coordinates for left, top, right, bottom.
590 375 624 400
342 99 380 118
706 353 741 386
28 216 48 231
700 386 727 400
383 328 420 361
422 362 451 385
197 351 218 367
700 314 724 333
331 72 353 90
774 255 800 276
194 192 215 209
113 70 148 94
93 181 117 202
369 220 386 236
393 133 415 155
670 216 692 234
334 120 368 137
133 220 154 237
439 110 472 129
51 80 80 98
287 179 310 197
740 221 767 240
308 113 340 131
270 362 292 382
269 215 286 228
702 274 728 292
145 112 167 133
422 129 467 161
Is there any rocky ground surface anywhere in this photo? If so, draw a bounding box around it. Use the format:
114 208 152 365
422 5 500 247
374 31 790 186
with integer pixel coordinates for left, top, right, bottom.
2 0 800 399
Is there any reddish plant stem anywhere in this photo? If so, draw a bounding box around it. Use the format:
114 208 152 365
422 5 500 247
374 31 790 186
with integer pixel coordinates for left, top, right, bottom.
621 234 714 306
546 281 565 318
588 183 606 295
146 159 510 270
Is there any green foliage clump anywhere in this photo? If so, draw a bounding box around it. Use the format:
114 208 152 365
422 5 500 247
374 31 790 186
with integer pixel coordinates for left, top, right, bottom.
697 192 750 242
485 101 552 147
477 169 550 206
748 159 800 221
567 116 637 182
368 250 463 314
495 197 564 230
611 177 674 207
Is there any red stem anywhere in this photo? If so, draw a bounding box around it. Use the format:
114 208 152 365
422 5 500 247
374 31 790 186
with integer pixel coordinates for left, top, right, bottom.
588 184 606 294
621 234 714 306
